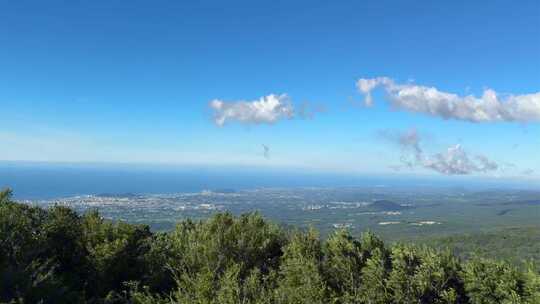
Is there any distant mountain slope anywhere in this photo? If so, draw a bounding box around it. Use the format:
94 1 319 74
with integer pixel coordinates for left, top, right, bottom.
422 226 540 270
502 199 540 206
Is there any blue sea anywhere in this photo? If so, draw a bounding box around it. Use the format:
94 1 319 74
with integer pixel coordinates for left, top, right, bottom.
0 161 536 200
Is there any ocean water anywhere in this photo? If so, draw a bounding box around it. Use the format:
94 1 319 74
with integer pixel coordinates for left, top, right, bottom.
0 162 534 200
0 162 374 199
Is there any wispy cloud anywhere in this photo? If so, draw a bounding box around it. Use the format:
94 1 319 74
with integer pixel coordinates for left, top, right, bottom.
378 128 423 168
358 77 540 123
209 94 294 126
522 169 535 175
423 145 498 175
379 128 499 175
297 101 327 120
262 144 270 159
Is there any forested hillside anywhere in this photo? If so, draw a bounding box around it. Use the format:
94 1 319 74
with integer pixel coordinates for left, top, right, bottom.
1 188 539 304
425 227 540 270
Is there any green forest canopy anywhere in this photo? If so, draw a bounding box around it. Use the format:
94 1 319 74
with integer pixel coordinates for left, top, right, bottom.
1 188 539 304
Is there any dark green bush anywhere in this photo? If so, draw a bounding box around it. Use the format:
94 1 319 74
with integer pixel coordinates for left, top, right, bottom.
0 188 539 303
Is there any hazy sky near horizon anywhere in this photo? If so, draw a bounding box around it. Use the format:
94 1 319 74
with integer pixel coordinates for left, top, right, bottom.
1 1 539 180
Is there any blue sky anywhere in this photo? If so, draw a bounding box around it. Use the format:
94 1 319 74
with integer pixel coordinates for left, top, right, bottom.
0 0 539 180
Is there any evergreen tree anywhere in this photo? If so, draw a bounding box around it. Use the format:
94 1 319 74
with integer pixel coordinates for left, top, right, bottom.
358 247 391 304
462 257 525 304
275 228 327 304
323 229 364 303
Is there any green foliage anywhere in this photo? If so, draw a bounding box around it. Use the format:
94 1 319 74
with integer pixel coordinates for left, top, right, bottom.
274 228 326 304
0 190 73 303
82 209 152 297
323 229 364 303
522 263 540 304
358 247 391 304
462 257 529 304
1 191 539 303
0 188 13 204
386 245 465 303
424 227 540 270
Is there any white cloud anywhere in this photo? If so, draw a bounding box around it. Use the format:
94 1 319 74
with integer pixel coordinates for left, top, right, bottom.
379 128 499 175
357 77 393 107
209 94 295 126
423 145 498 175
357 77 540 122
